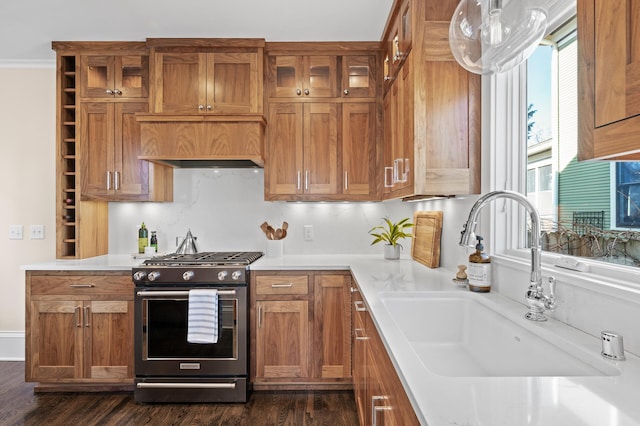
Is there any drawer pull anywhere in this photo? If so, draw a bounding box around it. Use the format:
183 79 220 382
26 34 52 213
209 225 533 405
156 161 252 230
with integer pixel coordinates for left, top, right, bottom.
271 283 293 288
354 300 366 312
74 307 81 328
70 284 95 288
84 306 90 327
354 328 368 341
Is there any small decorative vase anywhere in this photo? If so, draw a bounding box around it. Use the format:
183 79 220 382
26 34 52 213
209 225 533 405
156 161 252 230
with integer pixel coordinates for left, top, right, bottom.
384 244 401 260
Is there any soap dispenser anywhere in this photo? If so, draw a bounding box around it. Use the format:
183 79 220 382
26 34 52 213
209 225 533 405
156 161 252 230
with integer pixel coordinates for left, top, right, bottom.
467 235 491 293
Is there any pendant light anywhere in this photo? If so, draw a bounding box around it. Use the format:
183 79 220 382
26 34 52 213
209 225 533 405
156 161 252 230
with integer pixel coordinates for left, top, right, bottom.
449 0 548 75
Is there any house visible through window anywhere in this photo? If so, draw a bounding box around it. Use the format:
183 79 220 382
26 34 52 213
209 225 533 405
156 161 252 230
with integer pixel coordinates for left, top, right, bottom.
526 19 640 267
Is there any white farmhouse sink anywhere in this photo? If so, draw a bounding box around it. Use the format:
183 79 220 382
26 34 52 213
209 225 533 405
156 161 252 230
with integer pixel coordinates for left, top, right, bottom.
379 292 620 377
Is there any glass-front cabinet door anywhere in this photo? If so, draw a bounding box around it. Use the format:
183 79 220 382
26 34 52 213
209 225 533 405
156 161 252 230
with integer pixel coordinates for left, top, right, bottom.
342 55 376 98
270 55 337 98
81 55 148 99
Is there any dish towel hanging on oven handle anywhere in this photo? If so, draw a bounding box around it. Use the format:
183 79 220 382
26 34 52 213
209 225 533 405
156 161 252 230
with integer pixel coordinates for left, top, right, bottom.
187 288 219 344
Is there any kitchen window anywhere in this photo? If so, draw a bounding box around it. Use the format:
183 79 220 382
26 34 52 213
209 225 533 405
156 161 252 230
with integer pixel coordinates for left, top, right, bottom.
524 19 640 267
485 1 640 280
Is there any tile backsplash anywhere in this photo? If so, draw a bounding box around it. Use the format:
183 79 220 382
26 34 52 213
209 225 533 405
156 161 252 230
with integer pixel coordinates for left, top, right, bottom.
108 168 416 256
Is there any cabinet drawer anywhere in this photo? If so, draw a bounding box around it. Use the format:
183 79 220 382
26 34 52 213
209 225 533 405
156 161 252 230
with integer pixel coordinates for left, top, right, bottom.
30 274 133 297
255 275 309 295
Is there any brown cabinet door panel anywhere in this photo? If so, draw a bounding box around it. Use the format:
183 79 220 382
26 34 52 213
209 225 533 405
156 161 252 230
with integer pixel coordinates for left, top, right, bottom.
86 300 134 380
115 102 149 196
208 52 260 113
313 274 351 379
80 102 115 198
255 300 310 379
267 103 304 195
343 103 376 196
28 300 83 381
154 52 207 113
304 103 338 194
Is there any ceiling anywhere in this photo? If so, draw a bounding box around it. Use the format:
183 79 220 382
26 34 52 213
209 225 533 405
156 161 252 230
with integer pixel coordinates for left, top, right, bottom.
0 0 394 63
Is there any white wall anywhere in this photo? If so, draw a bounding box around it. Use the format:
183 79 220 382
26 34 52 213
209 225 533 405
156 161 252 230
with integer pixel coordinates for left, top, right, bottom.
0 67 57 358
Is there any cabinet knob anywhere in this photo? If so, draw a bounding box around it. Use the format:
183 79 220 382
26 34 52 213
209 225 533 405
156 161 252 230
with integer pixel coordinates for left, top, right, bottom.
198 105 205 111
106 89 114 95
304 89 310 96
343 89 350 96
206 105 212 111
113 89 122 96
296 89 302 96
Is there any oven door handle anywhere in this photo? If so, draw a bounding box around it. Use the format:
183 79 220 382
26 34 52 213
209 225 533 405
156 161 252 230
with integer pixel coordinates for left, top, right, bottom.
136 290 237 297
136 382 236 390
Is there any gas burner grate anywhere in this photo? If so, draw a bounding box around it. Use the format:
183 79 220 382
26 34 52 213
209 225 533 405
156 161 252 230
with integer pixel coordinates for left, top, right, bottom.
143 251 263 267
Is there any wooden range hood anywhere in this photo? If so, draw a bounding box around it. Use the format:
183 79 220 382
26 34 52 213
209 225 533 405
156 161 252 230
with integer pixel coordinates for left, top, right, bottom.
136 113 266 168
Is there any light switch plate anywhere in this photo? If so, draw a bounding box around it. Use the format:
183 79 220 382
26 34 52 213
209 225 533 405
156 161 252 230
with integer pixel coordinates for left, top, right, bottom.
30 225 45 240
9 225 23 240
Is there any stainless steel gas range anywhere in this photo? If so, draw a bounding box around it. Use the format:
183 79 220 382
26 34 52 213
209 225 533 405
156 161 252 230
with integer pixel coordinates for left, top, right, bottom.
132 251 263 403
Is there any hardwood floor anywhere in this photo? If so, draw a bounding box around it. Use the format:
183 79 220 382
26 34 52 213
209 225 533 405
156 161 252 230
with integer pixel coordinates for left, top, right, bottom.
0 362 359 426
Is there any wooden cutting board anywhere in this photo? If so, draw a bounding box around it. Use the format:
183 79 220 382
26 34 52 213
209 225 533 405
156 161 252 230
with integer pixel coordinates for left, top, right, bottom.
411 211 443 269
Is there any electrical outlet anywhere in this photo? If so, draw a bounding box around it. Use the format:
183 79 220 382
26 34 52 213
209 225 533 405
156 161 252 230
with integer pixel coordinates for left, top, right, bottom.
30 225 45 240
9 225 23 240
303 225 314 241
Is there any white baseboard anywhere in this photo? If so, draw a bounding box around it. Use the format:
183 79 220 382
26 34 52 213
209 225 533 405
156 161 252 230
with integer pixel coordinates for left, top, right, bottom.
0 331 25 361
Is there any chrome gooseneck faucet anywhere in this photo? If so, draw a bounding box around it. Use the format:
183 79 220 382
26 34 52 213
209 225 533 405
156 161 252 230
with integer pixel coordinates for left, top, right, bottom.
460 190 556 321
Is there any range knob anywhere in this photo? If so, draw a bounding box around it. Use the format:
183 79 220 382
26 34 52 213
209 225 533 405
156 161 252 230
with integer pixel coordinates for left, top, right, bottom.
231 270 243 281
133 271 147 281
147 271 161 282
183 271 195 281
217 270 228 281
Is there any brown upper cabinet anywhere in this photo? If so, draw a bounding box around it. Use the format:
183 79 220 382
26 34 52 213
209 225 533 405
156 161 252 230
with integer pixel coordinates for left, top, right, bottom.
147 38 264 115
268 55 338 98
265 42 382 202
79 101 172 201
381 0 481 199
80 54 149 99
578 0 640 160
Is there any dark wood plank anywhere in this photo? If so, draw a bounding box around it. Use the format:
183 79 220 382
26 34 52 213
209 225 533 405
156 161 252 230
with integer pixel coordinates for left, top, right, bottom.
0 362 358 425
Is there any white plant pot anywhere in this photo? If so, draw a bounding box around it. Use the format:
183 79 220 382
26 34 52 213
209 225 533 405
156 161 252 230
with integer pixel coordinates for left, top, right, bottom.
384 244 401 260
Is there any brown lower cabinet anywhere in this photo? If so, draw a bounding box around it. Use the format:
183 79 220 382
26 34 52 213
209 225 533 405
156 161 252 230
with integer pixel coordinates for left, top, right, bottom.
25 271 134 390
352 280 420 426
250 271 352 389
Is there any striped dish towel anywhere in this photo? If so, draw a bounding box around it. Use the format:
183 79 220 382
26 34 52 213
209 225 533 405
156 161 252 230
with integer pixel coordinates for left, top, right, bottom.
187 289 219 344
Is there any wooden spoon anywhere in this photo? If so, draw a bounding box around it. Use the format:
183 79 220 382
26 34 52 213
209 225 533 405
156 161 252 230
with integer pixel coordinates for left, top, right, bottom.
266 225 276 240
260 221 269 238
275 228 283 240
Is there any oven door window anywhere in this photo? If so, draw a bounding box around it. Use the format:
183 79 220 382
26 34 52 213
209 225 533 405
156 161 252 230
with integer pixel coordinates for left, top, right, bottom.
144 297 237 360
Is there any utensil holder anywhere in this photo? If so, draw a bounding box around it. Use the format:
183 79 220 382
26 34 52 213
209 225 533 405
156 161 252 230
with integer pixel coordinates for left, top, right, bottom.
266 240 284 257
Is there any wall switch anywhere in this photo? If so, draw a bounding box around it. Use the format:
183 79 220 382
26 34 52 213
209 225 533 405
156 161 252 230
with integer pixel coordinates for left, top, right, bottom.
30 225 45 240
303 225 314 241
9 225 23 240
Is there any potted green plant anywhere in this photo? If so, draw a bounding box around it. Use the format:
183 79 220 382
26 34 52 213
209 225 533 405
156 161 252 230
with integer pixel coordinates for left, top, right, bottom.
368 217 414 260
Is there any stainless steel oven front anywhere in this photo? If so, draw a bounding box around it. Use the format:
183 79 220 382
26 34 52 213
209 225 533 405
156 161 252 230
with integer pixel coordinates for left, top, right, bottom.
134 285 248 403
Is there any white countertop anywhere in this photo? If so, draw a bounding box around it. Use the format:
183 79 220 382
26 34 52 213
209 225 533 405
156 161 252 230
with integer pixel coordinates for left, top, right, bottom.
22 253 640 425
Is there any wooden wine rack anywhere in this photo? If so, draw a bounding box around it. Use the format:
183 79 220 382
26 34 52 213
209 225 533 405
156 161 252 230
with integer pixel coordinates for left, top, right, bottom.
54 46 108 259
57 54 78 258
